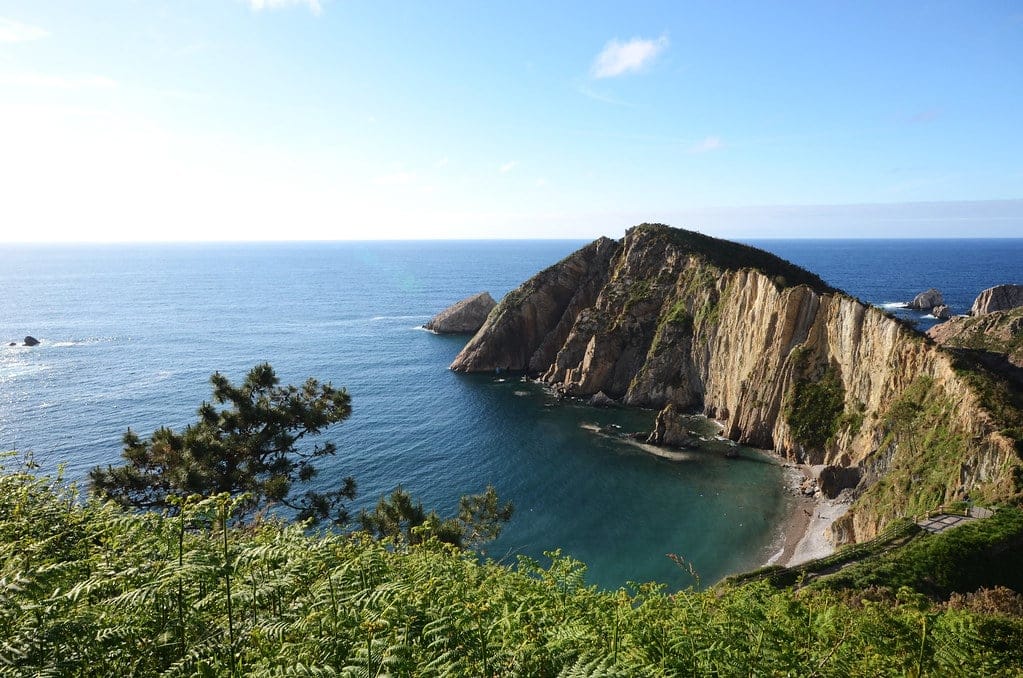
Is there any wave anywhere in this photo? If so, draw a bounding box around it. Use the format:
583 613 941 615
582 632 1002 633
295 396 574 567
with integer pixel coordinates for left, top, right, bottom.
370 315 430 322
878 302 908 310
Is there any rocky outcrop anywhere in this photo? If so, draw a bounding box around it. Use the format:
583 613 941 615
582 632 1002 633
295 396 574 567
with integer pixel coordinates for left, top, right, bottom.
971 284 1023 316
22 336 39 347
588 391 617 407
811 464 862 499
928 307 1023 369
424 292 497 334
647 403 699 448
908 288 944 310
452 224 1023 545
451 237 620 372
932 305 953 320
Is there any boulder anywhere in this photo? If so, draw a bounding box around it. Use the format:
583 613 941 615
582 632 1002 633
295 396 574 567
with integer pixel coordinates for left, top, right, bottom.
971 284 1023 316
22 336 40 347
931 304 953 320
646 403 699 449
424 292 497 334
588 391 616 407
908 288 944 310
810 464 862 499
7 342 15 346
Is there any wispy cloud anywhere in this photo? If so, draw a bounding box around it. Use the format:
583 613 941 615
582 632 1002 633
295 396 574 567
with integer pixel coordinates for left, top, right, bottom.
245 0 323 15
499 161 517 173
0 72 118 89
591 35 669 79
0 17 49 43
690 136 724 153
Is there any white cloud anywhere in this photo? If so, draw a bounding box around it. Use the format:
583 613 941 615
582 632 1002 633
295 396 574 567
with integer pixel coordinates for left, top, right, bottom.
245 0 323 15
499 161 517 173
591 35 669 79
0 17 49 43
690 136 724 153
0 72 118 89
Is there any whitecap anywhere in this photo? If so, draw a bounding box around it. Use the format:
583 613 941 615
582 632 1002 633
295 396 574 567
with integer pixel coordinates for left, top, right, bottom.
878 302 908 309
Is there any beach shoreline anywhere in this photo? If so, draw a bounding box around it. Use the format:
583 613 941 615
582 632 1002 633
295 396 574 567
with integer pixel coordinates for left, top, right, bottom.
766 462 851 568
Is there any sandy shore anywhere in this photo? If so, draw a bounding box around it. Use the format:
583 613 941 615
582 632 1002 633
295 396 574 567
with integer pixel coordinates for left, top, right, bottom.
767 464 851 568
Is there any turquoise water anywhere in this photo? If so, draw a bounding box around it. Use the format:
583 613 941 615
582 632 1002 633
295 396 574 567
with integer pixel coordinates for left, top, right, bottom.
4 238 1018 588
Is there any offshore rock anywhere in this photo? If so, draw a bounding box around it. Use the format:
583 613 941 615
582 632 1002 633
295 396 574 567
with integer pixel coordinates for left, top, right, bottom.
588 391 616 407
971 284 1023 316
908 288 944 310
931 304 953 320
451 224 1023 545
22 336 40 347
647 403 700 449
424 292 496 334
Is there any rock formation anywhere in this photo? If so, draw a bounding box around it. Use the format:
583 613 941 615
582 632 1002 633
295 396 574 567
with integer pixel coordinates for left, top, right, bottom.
647 403 699 449
452 224 1023 544
971 284 1023 316
22 336 39 347
931 304 953 320
928 307 1023 369
588 391 616 407
424 292 497 334
908 288 944 310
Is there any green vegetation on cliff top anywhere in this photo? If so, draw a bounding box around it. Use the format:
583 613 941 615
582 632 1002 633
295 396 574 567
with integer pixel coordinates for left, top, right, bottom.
4 462 1023 677
631 223 839 293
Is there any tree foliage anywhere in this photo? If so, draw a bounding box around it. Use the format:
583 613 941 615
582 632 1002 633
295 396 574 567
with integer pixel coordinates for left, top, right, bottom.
90 363 356 524
359 484 513 548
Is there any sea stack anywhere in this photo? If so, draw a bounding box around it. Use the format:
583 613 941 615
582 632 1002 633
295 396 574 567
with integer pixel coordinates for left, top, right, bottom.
22 336 40 347
907 288 944 310
424 292 497 334
970 284 1023 316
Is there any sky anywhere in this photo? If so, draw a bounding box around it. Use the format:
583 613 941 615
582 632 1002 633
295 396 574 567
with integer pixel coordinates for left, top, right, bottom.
0 1 1021 242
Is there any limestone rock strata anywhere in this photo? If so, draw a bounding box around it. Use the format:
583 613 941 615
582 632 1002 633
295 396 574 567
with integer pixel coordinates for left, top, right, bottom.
971 284 1023 316
424 292 497 333
452 224 1023 544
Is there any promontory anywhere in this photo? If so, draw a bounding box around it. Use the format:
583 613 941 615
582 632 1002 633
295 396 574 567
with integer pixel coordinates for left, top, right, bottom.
452 224 1023 545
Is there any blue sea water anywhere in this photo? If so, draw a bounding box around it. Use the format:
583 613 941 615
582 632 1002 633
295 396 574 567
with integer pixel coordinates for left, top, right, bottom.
1 237 1020 589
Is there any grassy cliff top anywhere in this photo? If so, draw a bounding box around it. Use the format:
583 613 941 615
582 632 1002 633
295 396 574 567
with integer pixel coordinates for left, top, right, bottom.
627 223 840 293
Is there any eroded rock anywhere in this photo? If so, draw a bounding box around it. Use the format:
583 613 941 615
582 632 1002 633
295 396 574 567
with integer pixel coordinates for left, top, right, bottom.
424 292 496 334
908 288 944 310
971 284 1023 316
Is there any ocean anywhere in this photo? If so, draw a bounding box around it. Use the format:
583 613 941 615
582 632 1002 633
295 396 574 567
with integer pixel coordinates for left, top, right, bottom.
1 237 1020 589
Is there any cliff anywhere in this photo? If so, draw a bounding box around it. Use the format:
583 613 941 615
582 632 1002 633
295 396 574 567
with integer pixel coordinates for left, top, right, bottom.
452 224 1023 543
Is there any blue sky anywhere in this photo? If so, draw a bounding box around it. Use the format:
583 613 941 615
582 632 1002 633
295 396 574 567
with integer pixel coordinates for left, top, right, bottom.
0 1 1021 241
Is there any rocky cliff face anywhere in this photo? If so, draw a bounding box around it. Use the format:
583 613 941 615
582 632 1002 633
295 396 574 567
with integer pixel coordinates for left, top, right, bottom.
453 225 1023 543
971 284 1023 316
